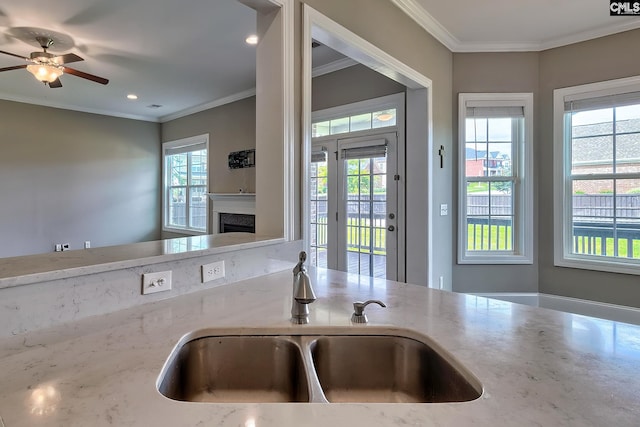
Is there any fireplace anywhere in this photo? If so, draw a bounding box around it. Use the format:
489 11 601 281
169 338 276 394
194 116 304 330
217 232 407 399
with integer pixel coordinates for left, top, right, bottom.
219 213 255 233
209 193 256 234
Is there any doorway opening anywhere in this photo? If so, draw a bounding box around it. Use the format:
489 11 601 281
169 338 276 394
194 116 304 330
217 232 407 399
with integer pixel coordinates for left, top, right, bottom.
302 5 433 285
309 94 404 280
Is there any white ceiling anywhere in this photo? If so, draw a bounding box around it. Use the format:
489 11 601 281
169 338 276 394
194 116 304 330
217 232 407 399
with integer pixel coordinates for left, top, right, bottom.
1 1 638 122
395 0 640 52
0 0 259 122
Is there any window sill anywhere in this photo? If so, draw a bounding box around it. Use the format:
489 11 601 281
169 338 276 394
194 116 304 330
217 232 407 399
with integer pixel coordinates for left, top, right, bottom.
555 256 640 276
162 227 207 236
458 254 533 265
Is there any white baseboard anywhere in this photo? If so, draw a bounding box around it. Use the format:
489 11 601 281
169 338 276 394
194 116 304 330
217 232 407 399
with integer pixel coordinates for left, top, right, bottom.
468 292 640 326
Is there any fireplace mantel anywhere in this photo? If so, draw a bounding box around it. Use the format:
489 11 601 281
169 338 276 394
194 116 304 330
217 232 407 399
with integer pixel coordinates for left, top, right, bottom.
208 193 256 234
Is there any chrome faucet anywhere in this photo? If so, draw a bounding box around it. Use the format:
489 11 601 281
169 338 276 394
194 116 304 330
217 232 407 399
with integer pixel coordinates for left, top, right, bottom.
291 251 316 324
351 300 387 323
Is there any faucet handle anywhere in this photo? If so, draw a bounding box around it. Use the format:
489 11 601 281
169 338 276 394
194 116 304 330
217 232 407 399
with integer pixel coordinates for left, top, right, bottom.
351 300 386 323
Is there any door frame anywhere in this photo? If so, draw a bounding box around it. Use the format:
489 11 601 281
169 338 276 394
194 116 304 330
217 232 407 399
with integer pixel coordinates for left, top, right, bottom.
310 94 405 279
302 6 433 285
336 131 399 279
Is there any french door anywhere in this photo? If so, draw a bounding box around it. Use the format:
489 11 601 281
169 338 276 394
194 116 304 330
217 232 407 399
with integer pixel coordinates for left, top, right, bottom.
310 131 398 280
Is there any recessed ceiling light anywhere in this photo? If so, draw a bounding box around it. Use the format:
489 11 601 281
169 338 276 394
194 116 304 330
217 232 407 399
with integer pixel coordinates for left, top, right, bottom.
127 94 138 100
245 35 258 45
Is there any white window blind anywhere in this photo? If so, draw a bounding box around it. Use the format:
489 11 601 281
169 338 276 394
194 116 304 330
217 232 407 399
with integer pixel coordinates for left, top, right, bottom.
340 138 387 160
466 106 525 118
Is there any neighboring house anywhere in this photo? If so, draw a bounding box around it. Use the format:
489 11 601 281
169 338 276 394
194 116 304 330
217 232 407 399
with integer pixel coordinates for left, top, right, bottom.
572 117 640 194
465 147 510 177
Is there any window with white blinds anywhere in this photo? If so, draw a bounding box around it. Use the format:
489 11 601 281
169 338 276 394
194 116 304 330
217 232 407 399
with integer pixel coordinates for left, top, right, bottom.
554 76 640 274
458 93 534 264
162 134 209 234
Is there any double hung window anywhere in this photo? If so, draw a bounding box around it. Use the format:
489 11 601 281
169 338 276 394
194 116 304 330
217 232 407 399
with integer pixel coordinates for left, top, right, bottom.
554 76 640 274
163 135 209 234
458 93 534 264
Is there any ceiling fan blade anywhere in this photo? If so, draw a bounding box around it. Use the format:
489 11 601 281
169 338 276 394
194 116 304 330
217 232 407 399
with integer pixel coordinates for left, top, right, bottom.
0 64 27 72
49 78 63 88
62 67 109 85
0 49 29 61
53 53 84 65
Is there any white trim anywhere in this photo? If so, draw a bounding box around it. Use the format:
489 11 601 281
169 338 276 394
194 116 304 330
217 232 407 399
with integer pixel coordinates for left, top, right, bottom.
162 134 210 235
303 5 432 284
457 93 534 265
468 292 640 326
0 93 160 122
390 0 640 53
311 57 358 78
311 93 406 281
306 7 432 90
302 6 313 249
276 0 295 242
312 93 404 124
159 89 256 123
538 19 640 52
389 0 459 52
554 75 640 275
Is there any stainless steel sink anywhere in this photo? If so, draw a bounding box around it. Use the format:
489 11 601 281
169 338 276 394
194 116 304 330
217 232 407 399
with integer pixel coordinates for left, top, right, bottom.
157 336 309 403
310 335 481 403
157 327 482 404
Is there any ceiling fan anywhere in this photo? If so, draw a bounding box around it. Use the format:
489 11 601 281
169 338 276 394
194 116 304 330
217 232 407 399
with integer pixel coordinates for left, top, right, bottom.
0 36 108 88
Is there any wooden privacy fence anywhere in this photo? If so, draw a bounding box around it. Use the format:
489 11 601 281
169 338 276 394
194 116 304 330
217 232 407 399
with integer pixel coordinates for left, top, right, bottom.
466 194 640 257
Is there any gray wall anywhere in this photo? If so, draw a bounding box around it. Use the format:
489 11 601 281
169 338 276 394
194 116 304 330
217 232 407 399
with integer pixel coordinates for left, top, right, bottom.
452 52 539 293
0 100 161 258
538 30 640 307
162 96 257 195
302 0 454 289
452 29 640 307
161 96 257 239
312 63 406 111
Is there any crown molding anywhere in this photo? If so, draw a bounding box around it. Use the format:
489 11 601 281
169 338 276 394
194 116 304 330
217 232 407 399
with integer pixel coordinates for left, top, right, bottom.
163 58 359 122
312 57 358 78
1 56 361 125
390 0 459 51
159 88 256 123
0 93 159 122
538 19 640 51
391 0 640 53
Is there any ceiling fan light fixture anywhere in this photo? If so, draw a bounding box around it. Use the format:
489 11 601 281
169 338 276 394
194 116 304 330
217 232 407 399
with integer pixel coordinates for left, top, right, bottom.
26 63 63 83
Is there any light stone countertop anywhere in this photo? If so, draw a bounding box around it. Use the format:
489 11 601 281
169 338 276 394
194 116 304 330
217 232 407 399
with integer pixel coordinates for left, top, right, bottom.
0 233 282 289
0 268 638 426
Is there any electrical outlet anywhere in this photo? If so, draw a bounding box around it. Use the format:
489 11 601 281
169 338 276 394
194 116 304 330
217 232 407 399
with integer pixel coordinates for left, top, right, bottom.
84 241 91 249
440 204 448 216
54 244 62 252
439 276 444 289
202 261 225 283
142 271 172 295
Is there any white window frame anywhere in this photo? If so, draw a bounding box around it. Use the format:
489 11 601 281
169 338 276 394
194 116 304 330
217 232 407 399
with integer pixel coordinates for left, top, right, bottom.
553 75 640 275
458 93 534 264
162 134 209 235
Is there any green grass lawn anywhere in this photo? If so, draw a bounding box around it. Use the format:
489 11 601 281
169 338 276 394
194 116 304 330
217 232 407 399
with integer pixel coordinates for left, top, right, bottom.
467 224 512 251
467 182 489 193
573 236 640 258
467 223 640 258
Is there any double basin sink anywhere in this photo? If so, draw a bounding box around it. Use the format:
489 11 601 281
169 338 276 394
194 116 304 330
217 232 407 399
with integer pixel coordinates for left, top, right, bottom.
157 326 483 404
